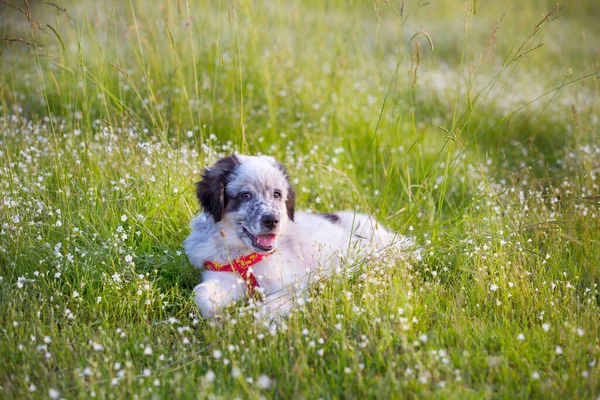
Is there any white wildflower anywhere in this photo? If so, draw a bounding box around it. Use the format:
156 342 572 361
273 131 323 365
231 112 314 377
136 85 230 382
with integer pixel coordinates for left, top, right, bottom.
205 370 216 383
257 374 272 389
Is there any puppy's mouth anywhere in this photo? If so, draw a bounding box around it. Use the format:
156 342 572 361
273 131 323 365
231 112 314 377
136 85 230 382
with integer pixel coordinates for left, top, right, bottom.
242 227 277 252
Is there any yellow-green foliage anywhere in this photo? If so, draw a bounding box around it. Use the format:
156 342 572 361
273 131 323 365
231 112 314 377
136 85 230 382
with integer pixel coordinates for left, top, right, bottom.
0 0 599 398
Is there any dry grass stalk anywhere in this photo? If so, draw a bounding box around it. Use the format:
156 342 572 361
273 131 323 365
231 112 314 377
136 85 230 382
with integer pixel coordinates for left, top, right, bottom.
0 36 41 49
412 40 421 88
571 104 579 128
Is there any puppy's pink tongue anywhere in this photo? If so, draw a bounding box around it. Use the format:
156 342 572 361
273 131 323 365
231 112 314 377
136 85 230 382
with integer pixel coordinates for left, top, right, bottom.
256 234 276 248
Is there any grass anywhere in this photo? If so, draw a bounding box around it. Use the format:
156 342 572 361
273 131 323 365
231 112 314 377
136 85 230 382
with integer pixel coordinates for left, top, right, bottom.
1 0 599 398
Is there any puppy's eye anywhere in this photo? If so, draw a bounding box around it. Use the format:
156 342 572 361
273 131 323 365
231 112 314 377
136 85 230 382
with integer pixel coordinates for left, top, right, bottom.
273 190 282 199
240 192 252 200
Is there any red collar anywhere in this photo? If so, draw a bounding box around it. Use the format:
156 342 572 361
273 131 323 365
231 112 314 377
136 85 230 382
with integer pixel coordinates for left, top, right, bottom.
204 252 271 296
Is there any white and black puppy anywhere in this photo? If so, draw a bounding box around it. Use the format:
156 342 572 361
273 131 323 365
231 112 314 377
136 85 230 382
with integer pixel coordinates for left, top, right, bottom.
184 154 413 318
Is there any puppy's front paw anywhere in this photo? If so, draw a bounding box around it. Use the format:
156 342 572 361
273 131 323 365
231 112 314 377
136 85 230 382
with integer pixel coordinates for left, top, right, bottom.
192 282 228 318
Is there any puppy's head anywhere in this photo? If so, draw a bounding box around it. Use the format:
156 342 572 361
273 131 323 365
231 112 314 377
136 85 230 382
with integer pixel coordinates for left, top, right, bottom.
196 154 295 253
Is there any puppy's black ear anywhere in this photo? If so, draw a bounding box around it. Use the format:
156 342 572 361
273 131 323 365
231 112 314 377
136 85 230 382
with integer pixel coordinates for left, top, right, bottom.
196 155 240 222
286 184 296 222
275 161 296 221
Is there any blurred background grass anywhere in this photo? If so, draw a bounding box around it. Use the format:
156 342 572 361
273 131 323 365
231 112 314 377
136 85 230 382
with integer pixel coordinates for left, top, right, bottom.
2 0 598 141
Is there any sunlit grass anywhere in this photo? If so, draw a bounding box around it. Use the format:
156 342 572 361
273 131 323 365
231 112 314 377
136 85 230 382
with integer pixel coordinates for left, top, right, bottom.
1 0 599 398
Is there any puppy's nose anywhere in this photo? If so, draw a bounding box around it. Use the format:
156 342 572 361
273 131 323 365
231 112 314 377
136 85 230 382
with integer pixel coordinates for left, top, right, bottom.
261 214 279 230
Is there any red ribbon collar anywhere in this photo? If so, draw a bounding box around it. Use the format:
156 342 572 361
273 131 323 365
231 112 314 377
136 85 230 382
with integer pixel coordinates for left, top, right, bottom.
204 252 271 295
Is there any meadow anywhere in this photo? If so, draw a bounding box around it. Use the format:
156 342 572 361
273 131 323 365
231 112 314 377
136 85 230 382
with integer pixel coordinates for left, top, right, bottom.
1 0 599 398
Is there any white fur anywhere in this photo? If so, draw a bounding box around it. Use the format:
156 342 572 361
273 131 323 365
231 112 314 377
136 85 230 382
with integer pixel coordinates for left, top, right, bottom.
184 155 414 319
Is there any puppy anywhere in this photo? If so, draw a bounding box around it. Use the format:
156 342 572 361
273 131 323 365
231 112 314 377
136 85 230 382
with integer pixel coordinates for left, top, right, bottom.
184 154 413 318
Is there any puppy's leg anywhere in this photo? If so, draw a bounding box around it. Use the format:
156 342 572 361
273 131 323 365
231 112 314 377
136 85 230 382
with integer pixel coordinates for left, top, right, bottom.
193 272 245 318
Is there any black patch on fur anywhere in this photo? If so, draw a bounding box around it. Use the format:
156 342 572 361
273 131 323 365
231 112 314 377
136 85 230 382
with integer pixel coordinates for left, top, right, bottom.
196 155 241 222
320 213 340 224
274 161 296 221
225 195 243 213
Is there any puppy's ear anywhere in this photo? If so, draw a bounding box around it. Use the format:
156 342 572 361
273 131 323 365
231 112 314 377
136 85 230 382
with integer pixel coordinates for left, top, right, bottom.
285 184 296 221
196 155 240 222
274 161 296 221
